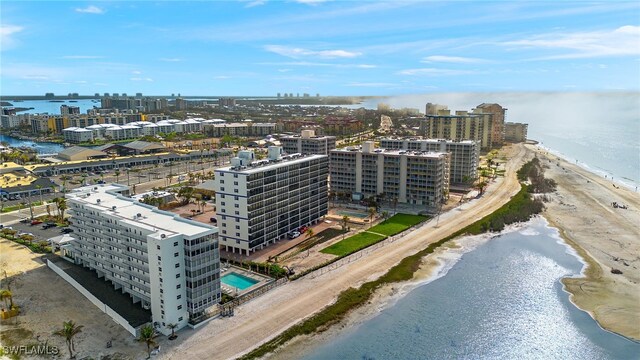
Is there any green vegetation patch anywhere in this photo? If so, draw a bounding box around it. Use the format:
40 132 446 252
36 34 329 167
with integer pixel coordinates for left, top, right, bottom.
368 214 427 236
320 232 386 256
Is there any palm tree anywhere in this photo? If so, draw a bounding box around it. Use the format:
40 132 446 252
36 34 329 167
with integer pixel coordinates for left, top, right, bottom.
21 234 34 246
53 197 67 222
114 170 120 183
167 323 178 340
305 228 315 240
53 320 83 359
0 289 13 310
138 325 158 359
340 216 349 239
381 211 390 221
368 207 377 227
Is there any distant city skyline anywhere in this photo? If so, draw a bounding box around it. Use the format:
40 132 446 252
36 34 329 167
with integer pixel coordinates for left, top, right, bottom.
1 1 639 96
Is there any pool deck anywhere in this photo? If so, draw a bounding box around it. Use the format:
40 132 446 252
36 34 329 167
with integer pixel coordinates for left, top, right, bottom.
327 207 371 225
219 265 272 297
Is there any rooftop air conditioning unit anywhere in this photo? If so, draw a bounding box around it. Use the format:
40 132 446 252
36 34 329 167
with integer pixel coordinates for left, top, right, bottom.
137 213 142 218
160 234 166 239
97 199 101 203
112 206 117 211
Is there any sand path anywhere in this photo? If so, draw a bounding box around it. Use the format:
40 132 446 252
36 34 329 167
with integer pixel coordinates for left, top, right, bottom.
162 144 529 360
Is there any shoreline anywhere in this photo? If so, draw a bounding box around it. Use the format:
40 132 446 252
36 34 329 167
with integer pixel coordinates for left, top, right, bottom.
534 142 639 191
270 144 640 359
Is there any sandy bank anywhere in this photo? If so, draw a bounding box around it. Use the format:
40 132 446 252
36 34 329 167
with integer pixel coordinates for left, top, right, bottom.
529 145 640 340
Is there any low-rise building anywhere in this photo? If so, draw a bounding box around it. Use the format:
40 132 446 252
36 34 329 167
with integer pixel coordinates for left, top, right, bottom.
330 142 450 207
214 147 329 255
280 129 336 155
504 122 528 143
63 127 95 143
66 184 220 335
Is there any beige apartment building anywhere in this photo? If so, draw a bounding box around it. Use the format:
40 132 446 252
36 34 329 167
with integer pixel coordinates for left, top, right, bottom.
330 142 450 208
504 122 528 143
421 109 493 150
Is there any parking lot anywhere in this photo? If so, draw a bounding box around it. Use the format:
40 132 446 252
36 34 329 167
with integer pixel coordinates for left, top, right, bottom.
4 220 72 244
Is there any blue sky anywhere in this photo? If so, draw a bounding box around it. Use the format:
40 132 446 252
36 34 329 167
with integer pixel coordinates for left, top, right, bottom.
1 1 639 96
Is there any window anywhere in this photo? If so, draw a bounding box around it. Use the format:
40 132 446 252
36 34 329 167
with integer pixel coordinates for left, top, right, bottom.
221 202 226 206
177 305 182 310
235 225 240 230
234 189 238 193
174 252 179 257
234 204 239 208
220 180 224 184
176 274 180 278
178 317 183 322
175 263 179 268
236 232 240 237
173 241 178 247
176 284 181 289
234 181 238 185
234 196 239 200
177 295 181 299
234 174 238 178
221 187 225 191
159 278 163 283
159 267 162 272
156 245 160 250
157 256 161 261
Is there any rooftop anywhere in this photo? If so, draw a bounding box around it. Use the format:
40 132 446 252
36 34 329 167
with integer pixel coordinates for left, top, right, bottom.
216 153 327 174
67 184 216 238
332 147 448 158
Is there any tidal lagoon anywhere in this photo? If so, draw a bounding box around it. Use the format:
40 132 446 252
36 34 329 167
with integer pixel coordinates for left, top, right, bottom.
303 217 640 360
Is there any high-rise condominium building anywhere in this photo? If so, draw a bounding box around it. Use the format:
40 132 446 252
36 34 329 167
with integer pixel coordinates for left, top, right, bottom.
66 184 220 335
472 103 506 147
421 109 493 149
280 129 337 155
330 142 450 207
379 138 479 184
214 147 329 255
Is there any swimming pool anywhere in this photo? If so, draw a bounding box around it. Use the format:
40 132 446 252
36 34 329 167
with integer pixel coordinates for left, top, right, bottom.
221 272 259 290
336 210 368 219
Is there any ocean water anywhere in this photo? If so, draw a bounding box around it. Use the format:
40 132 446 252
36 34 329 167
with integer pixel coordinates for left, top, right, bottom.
2 99 99 115
303 217 640 360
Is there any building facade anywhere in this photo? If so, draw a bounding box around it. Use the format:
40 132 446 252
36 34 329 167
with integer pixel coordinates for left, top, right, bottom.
504 122 528 143
280 129 337 155
66 184 220 334
214 147 329 255
421 109 493 149
379 138 479 184
330 142 450 208
473 103 506 147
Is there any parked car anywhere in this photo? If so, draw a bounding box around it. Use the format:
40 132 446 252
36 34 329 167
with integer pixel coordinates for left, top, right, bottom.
42 223 56 230
19 218 30 224
30 220 43 226
287 231 301 239
299 226 308 233
61 228 74 234
210 217 217 223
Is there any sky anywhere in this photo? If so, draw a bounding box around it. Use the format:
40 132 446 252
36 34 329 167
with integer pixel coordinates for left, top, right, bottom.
1 1 639 96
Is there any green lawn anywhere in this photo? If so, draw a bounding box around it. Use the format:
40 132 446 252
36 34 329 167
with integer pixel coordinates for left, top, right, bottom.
369 214 427 236
320 232 386 256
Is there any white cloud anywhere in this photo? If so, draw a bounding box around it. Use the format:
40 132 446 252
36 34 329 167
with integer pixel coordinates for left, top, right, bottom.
258 61 374 69
245 0 266 8
0 25 24 50
131 70 142 75
61 55 104 59
130 77 153 82
422 55 487 64
214 75 231 79
398 68 477 76
503 25 640 60
264 45 361 59
159 58 183 62
75 5 105 14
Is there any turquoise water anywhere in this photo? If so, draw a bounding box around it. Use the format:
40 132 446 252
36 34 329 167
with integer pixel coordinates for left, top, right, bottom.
2 99 98 114
337 210 368 219
0 134 64 154
221 272 259 290
303 218 640 359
